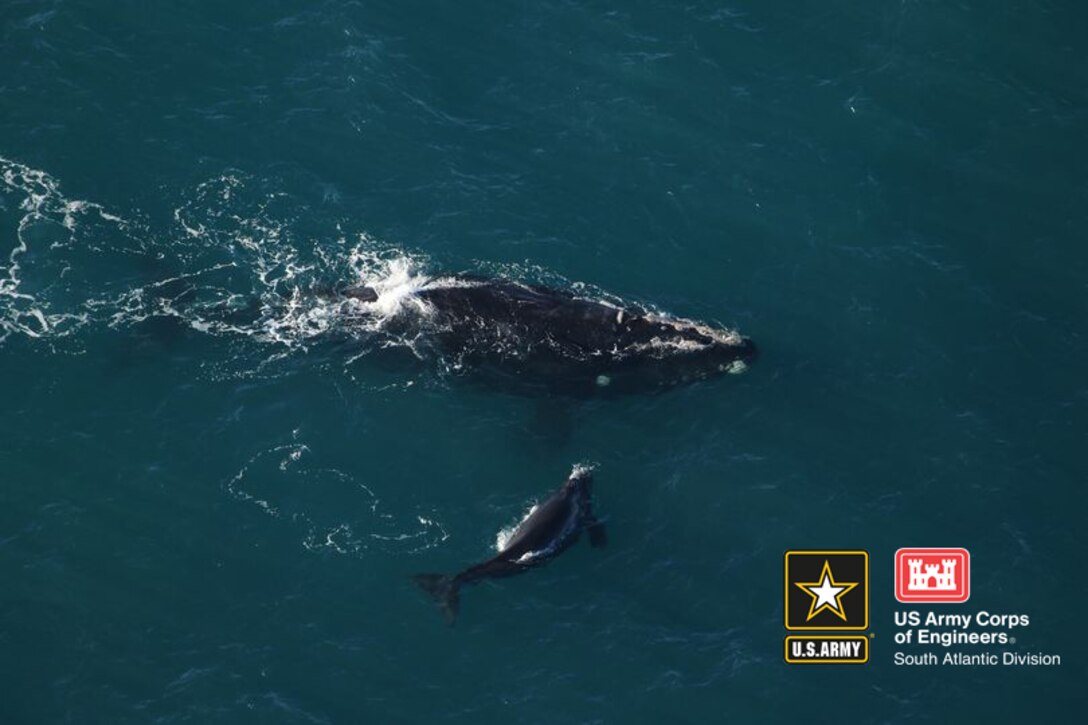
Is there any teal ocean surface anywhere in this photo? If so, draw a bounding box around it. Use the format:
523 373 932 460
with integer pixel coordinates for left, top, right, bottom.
2 1 1086 722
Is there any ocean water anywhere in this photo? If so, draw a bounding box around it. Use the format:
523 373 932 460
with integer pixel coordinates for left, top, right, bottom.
1 1 1086 722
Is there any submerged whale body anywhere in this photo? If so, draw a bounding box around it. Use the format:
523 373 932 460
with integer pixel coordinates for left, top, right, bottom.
338 273 756 396
413 466 605 624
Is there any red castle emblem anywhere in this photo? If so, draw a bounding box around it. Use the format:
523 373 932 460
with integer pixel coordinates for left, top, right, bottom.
894 548 970 603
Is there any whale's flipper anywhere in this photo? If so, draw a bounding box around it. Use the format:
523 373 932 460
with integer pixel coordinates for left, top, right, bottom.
412 573 460 625
588 521 607 548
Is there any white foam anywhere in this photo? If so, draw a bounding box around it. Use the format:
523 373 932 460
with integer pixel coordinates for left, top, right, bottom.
1 155 129 343
495 503 537 552
357 255 431 318
230 435 449 556
570 462 597 479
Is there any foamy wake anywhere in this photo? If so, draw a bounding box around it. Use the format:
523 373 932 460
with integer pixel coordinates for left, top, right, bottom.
0 155 440 365
0 156 127 343
227 433 449 556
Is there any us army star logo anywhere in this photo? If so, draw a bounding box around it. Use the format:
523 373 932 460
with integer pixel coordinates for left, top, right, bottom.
794 560 858 621
784 550 869 630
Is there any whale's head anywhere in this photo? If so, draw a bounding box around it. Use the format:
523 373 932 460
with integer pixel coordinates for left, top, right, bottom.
564 465 594 495
561 465 596 505
600 312 757 392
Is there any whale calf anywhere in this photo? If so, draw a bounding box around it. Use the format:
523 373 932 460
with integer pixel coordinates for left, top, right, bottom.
336 273 756 396
413 466 605 624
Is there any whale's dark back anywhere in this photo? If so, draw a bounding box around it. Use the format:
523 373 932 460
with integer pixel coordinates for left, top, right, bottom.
337 275 755 396
413 276 756 396
498 473 590 561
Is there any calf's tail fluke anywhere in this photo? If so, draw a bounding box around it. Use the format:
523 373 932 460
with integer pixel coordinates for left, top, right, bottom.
412 573 461 625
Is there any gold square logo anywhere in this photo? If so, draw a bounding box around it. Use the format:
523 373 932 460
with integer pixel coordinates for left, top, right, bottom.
784 550 869 631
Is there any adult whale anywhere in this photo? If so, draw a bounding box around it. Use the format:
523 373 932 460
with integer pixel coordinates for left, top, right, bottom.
336 273 756 396
413 466 605 624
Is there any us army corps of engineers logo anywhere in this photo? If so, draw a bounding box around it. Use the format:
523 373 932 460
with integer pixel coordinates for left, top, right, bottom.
784 550 869 664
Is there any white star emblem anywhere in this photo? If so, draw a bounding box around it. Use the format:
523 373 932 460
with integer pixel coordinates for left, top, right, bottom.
795 560 858 622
